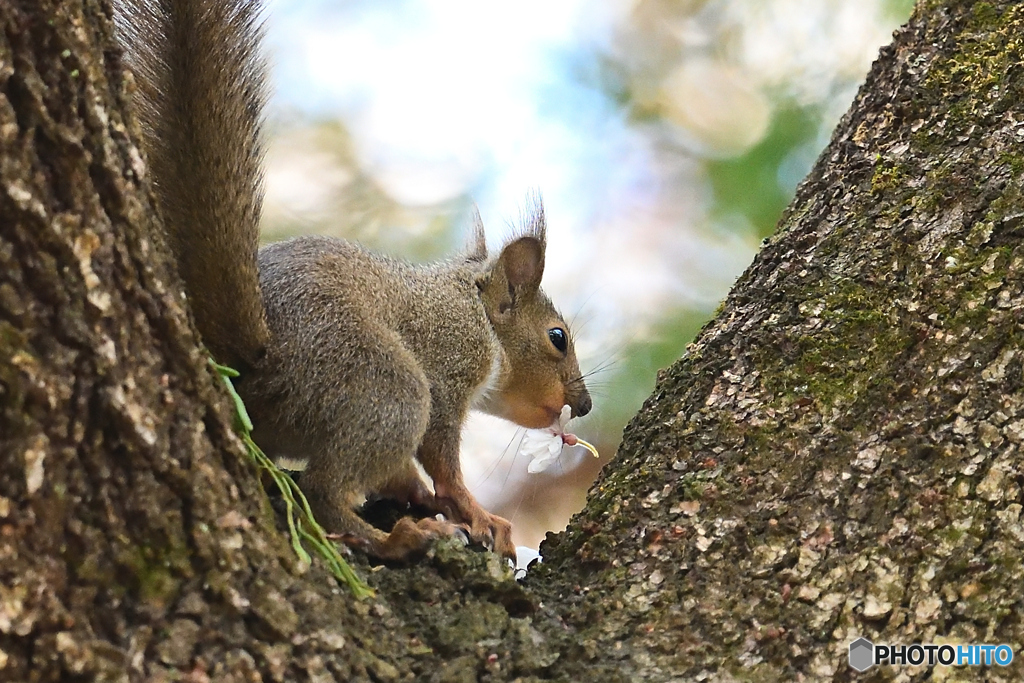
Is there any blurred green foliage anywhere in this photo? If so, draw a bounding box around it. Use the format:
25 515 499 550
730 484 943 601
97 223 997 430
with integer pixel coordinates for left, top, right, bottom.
886 0 918 23
600 307 713 438
264 0 918 474
707 104 822 239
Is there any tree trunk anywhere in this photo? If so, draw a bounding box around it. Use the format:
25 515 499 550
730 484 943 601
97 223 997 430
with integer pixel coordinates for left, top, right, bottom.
536 1 1024 680
2 1 1022 682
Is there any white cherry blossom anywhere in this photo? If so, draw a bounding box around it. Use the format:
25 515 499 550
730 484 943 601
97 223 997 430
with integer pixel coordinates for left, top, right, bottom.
522 405 599 474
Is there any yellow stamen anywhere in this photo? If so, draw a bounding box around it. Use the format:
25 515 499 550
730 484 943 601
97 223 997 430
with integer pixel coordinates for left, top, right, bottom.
576 438 599 458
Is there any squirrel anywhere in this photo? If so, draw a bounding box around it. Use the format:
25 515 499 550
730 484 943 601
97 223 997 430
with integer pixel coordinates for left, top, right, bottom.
115 0 592 561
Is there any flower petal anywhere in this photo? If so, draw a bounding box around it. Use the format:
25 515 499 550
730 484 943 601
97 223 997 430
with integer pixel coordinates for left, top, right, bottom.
558 404 572 430
527 452 559 473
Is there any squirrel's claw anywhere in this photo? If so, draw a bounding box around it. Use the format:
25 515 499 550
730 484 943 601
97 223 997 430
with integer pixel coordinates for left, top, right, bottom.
433 487 515 560
471 511 514 561
452 525 471 547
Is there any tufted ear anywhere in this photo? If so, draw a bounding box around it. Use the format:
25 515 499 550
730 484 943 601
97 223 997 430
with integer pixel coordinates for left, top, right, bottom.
465 204 488 263
476 198 548 320
478 235 546 321
499 196 546 291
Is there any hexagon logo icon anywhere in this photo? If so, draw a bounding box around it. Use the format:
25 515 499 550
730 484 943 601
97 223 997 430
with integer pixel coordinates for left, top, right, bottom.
849 638 874 672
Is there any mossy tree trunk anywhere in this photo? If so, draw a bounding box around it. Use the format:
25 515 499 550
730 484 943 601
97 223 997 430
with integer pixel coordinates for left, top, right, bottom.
2 0 1022 682
535 1 1024 680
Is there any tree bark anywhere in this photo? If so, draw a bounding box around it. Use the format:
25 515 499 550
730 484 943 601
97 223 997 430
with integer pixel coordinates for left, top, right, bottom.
2 1 1022 682
536 1 1024 680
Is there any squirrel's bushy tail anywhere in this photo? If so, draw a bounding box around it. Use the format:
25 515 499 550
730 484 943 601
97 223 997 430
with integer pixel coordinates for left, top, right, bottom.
117 0 270 368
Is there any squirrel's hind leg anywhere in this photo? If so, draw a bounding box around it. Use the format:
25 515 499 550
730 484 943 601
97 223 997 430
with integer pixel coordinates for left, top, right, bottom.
375 459 436 509
294 325 469 560
328 508 467 562
304 456 468 561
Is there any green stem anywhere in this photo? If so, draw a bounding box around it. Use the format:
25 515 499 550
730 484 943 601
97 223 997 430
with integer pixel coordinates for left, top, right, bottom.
211 359 373 598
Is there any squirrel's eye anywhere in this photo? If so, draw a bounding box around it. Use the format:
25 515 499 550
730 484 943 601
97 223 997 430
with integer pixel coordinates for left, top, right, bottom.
548 327 568 353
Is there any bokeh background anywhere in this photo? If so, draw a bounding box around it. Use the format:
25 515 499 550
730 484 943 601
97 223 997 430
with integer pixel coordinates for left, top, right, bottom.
259 0 915 550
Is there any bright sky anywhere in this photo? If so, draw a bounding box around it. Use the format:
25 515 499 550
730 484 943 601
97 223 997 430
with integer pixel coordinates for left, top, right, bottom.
267 0 620 208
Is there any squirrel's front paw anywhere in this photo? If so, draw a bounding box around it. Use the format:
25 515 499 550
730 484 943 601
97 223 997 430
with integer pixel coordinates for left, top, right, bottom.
466 510 515 561
432 484 516 560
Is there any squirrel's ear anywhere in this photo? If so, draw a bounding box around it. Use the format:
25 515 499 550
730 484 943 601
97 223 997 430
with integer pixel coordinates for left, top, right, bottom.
466 204 487 262
498 235 545 291
495 235 544 296
478 235 544 320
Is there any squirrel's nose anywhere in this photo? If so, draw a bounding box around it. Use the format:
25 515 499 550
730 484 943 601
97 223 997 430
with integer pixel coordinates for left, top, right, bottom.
573 391 592 418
